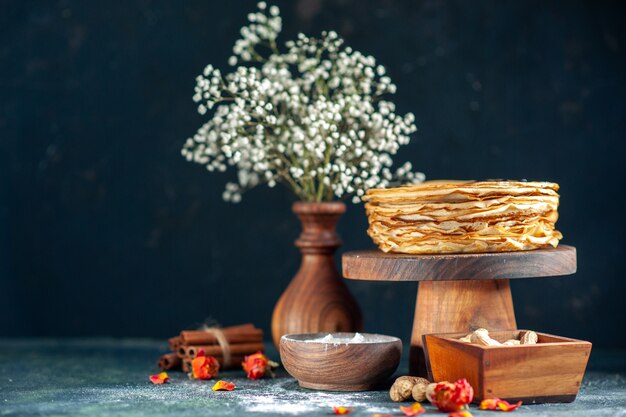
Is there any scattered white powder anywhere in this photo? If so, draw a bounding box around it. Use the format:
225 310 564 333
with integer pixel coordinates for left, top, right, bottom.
237 378 392 415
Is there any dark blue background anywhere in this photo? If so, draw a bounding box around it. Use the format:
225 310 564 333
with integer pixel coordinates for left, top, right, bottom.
1 0 625 347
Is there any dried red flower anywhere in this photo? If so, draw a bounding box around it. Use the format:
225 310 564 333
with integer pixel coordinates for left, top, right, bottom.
212 380 236 391
332 406 352 415
426 378 474 412
241 351 278 380
448 411 473 417
149 372 170 385
400 402 426 416
479 398 523 412
191 350 220 380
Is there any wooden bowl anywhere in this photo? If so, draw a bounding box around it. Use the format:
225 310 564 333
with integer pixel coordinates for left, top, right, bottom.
280 332 402 391
423 330 592 403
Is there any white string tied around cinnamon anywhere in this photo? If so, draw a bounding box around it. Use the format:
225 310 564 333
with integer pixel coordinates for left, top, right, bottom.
200 325 231 367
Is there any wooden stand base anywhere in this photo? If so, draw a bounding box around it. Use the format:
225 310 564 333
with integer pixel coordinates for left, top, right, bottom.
410 279 517 375
342 246 577 377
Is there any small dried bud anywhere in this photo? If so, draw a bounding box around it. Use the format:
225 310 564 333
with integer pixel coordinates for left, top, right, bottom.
191 351 220 380
426 379 474 412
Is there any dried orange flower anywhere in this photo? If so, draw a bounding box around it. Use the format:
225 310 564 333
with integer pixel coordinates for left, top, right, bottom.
212 380 236 391
191 350 220 380
426 378 474 412
400 402 426 416
479 398 522 411
241 351 278 380
332 406 352 415
149 372 170 385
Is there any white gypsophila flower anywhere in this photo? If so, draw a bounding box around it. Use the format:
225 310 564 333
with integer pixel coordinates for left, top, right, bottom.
181 2 424 203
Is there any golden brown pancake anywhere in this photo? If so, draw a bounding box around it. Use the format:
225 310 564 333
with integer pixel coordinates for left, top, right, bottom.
363 180 563 254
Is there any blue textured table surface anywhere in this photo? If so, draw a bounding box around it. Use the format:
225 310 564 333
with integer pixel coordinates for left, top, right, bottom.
1 339 625 416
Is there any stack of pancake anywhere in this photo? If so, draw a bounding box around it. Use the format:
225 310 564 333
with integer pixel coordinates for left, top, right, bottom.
363 181 563 254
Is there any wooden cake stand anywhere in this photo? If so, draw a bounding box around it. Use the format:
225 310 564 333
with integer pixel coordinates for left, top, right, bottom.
342 245 577 376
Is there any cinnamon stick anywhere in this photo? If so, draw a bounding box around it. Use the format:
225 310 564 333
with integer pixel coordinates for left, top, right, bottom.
182 359 191 373
158 352 181 370
179 324 262 345
181 354 247 369
181 329 263 346
173 324 263 372
169 336 182 351
176 333 263 357
183 342 264 358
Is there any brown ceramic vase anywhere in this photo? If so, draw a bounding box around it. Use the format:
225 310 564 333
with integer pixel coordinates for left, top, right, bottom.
271 201 363 348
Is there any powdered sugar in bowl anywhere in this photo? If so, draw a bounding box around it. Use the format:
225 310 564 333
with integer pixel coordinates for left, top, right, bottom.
280 332 402 391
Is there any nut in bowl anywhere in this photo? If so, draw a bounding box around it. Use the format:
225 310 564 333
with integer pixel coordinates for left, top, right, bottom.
280 332 402 391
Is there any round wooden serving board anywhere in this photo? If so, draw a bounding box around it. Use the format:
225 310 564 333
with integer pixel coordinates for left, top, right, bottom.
343 245 576 281
341 245 577 376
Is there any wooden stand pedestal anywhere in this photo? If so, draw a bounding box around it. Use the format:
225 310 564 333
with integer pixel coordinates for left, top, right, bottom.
342 245 577 376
